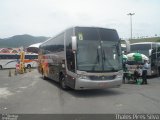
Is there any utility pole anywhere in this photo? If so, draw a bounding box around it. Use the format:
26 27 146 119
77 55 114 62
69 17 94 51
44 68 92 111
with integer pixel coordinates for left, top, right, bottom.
127 13 135 40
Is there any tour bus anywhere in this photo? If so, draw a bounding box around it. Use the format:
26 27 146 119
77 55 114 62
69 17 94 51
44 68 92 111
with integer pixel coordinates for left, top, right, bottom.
129 42 160 76
38 26 123 90
0 53 38 69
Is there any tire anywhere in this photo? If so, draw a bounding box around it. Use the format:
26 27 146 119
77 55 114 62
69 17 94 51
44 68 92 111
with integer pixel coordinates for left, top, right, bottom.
27 64 31 69
158 67 160 76
60 75 69 90
0 65 2 70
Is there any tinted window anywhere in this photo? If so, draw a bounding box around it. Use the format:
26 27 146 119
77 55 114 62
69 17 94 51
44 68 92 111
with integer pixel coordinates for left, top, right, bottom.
130 44 151 56
131 44 151 51
75 27 119 41
99 28 119 41
25 55 38 59
75 27 121 72
152 44 160 53
42 33 64 54
75 27 99 41
152 43 157 49
151 44 160 63
0 55 19 59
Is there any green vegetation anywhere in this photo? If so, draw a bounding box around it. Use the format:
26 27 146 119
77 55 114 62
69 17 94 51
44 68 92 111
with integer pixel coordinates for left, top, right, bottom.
121 37 160 44
130 37 160 43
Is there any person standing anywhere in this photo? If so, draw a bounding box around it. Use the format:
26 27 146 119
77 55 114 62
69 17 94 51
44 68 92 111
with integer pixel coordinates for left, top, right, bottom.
134 65 142 83
16 61 20 73
122 51 128 83
142 60 149 84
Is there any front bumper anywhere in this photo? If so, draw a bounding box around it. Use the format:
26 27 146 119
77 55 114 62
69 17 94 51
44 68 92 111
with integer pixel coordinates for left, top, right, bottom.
74 77 122 90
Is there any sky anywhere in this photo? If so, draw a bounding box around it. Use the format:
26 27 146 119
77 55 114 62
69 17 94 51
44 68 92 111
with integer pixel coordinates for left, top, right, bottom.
0 0 160 39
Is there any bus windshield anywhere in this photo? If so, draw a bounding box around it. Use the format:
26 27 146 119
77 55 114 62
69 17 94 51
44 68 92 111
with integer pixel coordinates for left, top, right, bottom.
77 40 121 72
130 44 151 57
76 27 122 72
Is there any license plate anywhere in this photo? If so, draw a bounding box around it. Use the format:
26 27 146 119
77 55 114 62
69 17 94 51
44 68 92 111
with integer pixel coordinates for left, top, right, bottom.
98 83 108 87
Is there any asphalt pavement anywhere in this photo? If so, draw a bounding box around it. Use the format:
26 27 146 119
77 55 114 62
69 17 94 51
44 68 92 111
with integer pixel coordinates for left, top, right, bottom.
0 69 160 114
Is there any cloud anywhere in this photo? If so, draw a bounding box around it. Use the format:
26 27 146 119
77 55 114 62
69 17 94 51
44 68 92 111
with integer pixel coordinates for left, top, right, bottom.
0 0 160 38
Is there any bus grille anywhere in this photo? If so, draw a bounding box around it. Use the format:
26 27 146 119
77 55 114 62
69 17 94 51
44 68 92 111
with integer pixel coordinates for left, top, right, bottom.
88 75 116 80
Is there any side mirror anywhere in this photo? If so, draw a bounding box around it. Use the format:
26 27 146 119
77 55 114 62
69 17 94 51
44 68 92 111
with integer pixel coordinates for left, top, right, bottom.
72 36 77 51
124 40 130 53
149 49 152 56
62 64 65 68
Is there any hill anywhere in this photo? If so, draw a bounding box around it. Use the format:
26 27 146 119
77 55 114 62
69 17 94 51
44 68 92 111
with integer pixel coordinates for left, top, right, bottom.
130 37 160 43
0 34 49 48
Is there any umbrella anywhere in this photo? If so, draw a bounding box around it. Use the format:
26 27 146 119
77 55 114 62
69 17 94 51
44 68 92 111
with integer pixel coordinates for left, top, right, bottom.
127 53 149 62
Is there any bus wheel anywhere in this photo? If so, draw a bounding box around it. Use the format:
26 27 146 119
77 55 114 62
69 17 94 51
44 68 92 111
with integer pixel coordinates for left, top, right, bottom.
27 64 31 69
60 75 68 90
158 67 160 76
0 65 2 70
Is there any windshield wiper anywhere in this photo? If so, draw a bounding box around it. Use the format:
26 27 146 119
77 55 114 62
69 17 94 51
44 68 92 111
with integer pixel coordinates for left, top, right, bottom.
91 49 100 71
97 49 100 63
112 43 120 56
102 49 106 61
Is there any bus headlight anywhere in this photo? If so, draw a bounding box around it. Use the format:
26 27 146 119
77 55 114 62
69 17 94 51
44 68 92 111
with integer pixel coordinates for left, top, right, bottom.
78 75 89 79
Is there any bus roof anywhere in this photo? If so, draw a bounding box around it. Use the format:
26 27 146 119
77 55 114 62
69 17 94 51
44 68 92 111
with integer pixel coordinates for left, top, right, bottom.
40 26 118 47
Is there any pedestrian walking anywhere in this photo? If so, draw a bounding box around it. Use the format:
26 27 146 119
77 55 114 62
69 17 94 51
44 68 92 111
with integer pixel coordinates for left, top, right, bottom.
142 60 149 84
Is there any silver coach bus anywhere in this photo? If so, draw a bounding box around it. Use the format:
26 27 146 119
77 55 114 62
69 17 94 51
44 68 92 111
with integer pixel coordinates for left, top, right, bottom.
38 26 123 90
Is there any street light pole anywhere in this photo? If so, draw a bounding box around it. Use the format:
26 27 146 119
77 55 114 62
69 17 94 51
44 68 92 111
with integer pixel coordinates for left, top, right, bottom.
127 13 135 40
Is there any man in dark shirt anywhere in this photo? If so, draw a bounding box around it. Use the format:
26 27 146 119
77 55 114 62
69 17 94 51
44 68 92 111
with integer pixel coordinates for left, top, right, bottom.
142 60 149 84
